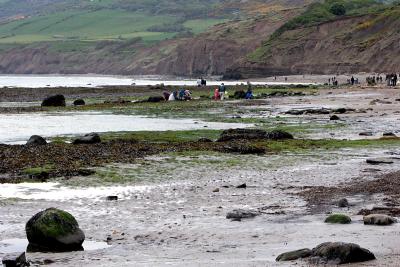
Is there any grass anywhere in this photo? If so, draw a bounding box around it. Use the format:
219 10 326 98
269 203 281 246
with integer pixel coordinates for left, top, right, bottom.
22 164 54 175
183 19 228 34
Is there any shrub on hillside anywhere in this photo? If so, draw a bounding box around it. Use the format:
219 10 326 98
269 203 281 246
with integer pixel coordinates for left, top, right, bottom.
330 3 346 16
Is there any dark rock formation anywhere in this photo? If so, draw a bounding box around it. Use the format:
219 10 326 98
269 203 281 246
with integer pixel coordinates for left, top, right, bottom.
72 133 101 145
73 99 85 106
41 95 66 107
26 135 47 146
276 249 312 262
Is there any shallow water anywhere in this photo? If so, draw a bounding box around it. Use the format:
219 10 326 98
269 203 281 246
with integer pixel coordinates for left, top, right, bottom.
0 74 316 88
0 111 249 144
0 238 110 254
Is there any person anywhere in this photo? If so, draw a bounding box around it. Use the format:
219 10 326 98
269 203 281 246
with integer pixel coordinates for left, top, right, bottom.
218 83 226 100
168 91 176 101
179 88 185 100
351 76 355 85
163 91 170 101
245 81 253 99
394 73 398 86
201 78 207 86
184 89 192 100
214 88 220 100
197 78 202 87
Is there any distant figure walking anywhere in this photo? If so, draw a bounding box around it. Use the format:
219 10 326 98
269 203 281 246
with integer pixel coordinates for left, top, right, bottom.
201 78 207 86
197 78 202 87
218 83 226 100
214 88 220 100
351 76 355 85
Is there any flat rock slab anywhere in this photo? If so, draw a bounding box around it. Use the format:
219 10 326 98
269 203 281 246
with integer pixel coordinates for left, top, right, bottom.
366 158 394 165
226 209 260 221
363 214 397 226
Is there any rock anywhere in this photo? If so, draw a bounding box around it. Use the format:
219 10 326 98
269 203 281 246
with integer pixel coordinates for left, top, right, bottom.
213 188 220 193
2 252 28 267
147 96 165 103
330 115 340 121
359 132 373 136
333 108 349 114
73 99 85 106
236 183 247 189
324 214 351 224
72 133 101 145
286 108 331 115
366 158 394 165
217 128 267 142
28 171 49 182
363 214 396 225
383 132 396 137
26 135 47 146
221 144 265 154
276 248 312 262
265 130 294 140
76 169 95 176
311 242 375 264
41 95 66 107
106 196 118 201
26 208 85 252
358 207 400 217
338 198 349 208
226 209 260 221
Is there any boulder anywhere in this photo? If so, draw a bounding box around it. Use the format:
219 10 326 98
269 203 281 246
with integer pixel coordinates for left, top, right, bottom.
276 248 312 262
226 209 260 221
26 135 47 146
72 133 101 145
338 198 349 208
311 242 375 264
106 196 118 201
2 252 28 267
324 214 351 224
363 214 396 226
73 99 85 106
41 95 66 107
383 132 396 137
26 208 85 252
236 183 247 189
330 115 340 121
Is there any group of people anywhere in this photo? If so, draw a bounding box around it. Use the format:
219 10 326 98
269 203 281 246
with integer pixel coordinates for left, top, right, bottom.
196 77 207 87
213 82 253 100
348 76 359 85
328 77 339 86
386 73 398 86
163 89 192 101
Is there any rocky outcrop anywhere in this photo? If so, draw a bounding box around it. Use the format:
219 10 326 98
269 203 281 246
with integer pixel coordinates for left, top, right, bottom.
26 208 85 252
73 99 85 106
217 128 293 142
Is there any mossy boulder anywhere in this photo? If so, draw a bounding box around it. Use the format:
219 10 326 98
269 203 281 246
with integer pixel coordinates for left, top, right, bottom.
26 208 85 252
324 214 351 224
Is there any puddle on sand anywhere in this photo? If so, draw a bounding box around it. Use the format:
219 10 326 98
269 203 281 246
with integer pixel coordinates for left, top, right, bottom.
0 238 110 254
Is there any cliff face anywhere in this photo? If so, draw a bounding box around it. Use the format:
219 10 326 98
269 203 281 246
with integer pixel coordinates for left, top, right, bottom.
0 9 300 76
225 8 400 78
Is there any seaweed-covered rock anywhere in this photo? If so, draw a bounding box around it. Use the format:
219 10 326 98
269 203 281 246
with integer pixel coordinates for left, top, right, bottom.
325 214 351 224
72 133 101 145
1 252 28 267
276 248 312 262
311 242 375 264
217 128 293 142
26 208 85 252
363 214 396 225
41 95 66 107
73 99 85 106
26 135 47 146
265 130 294 140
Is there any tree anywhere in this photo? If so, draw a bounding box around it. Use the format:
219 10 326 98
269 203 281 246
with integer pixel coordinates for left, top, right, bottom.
330 4 346 16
